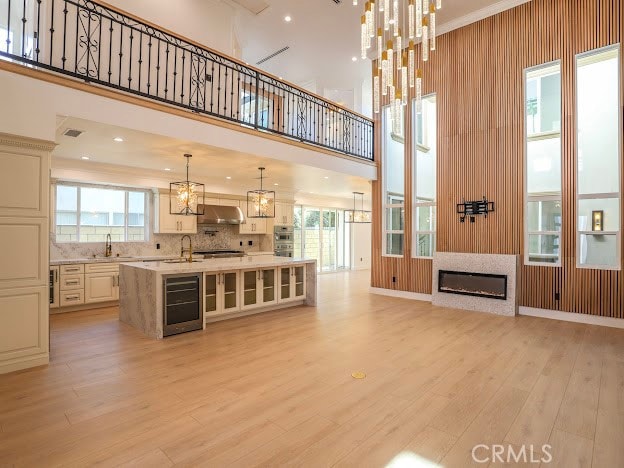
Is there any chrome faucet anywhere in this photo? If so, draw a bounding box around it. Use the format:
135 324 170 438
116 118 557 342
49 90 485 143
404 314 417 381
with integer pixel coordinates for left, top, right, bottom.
180 235 193 262
105 233 112 257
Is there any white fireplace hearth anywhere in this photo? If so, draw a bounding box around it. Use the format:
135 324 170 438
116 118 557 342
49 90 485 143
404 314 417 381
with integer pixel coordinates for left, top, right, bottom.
432 252 519 316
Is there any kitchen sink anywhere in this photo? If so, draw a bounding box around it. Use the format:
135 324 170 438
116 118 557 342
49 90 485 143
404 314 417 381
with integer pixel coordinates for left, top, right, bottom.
163 259 204 264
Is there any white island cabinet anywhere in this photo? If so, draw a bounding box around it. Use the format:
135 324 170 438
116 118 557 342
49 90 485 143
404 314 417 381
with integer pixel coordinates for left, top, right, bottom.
119 257 316 339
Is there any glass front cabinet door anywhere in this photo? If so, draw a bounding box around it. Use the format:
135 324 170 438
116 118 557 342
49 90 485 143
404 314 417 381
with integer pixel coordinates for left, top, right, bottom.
278 265 306 303
204 271 240 317
241 268 278 310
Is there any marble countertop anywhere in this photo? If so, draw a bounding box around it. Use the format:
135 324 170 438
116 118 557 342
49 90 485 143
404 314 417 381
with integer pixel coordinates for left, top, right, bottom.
120 256 315 275
245 251 275 256
50 255 179 266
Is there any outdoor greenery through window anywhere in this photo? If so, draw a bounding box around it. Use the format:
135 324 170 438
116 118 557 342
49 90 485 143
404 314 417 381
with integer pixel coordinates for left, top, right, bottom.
55 183 149 243
525 62 562 265
412 94 437 258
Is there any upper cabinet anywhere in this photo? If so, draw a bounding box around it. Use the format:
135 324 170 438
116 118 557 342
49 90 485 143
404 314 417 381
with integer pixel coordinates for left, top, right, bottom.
239 216 267 234
274 202 294 226
154 193 197 234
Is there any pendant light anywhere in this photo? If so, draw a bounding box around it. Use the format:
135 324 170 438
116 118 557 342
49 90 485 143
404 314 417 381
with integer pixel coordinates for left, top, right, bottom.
169 154 205 216
345 192 372 223
247 167 275 218
357 0 442 127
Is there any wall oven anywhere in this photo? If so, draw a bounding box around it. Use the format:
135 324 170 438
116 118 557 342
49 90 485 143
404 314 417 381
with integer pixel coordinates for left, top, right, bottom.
274 226 294 257
163 274 203 337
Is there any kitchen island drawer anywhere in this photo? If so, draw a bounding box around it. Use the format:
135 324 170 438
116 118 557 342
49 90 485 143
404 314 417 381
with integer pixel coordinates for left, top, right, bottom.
60 290 84 306
60 274 84 291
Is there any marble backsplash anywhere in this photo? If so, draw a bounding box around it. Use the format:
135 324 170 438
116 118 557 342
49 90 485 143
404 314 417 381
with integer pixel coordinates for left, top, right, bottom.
50 224 274 260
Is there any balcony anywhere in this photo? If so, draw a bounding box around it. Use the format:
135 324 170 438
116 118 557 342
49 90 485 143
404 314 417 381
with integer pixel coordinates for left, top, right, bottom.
0 0 374 161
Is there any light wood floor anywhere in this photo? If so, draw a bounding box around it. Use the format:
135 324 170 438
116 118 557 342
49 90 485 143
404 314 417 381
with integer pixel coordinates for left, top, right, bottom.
1 270 623 467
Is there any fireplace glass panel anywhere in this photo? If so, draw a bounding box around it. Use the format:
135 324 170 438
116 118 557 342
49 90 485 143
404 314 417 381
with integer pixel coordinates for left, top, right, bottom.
438 271 507 300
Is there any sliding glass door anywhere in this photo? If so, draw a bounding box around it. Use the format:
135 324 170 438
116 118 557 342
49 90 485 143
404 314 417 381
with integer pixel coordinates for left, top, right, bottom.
293 206 350 272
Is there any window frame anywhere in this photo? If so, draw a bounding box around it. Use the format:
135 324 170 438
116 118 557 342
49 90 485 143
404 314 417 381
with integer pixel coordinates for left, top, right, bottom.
412 93 437 260
382 104 405 258
523 60 563 267
574 44 622 271
53 182 150 243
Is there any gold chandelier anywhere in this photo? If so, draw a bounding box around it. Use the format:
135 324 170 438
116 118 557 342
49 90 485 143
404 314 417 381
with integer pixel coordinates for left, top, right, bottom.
170 154 205 216
356 0 441 134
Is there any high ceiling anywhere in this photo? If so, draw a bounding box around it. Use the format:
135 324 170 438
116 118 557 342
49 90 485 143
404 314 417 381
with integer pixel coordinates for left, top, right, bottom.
233 0 528 111
52 117 372 201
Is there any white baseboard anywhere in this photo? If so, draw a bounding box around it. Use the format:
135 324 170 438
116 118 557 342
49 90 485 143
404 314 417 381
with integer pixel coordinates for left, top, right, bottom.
370 287 432 302
519 306 624 329
0 353 49 375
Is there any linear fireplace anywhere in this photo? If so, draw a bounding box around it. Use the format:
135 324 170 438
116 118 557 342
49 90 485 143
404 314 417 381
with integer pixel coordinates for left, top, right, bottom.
438 270 507 301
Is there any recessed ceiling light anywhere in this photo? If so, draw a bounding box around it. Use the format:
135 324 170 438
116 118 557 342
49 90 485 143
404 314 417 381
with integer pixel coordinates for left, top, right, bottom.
164 168 171 171
352 57 357 62
226 176 232 180
274 183 279 186
113 137 124 142
81 156 90 160
324 176 329 179
284 15 292 22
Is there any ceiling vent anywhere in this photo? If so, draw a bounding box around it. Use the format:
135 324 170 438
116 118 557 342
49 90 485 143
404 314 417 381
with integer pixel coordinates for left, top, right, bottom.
256 46 290 65
63 129 84 138
332 0 342 3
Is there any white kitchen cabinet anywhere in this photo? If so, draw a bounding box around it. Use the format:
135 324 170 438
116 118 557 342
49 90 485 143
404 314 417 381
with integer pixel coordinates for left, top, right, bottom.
84 264 120 304
60 274 84 291
219 199 240 207
60 264 84 275
49 266 60 309
278 265 306 303
275 202 294 226
154 193 197 234
204 270 240 316
60 289 84 306
239 217 267 234
85 273 119 303
240 268 277 310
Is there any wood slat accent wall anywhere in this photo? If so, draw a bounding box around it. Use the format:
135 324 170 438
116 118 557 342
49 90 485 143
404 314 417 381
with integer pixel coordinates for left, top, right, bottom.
371 0 624 318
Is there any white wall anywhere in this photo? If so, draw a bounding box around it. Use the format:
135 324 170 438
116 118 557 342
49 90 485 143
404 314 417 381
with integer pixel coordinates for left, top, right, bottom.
105 0 237 55
0 70 377 181
350 222 371 270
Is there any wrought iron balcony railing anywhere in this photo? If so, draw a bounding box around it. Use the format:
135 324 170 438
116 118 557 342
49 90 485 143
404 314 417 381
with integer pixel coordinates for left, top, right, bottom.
0 0 374 161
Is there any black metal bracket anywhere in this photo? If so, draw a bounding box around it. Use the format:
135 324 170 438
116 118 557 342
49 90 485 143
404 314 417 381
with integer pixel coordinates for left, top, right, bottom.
457 197 495 223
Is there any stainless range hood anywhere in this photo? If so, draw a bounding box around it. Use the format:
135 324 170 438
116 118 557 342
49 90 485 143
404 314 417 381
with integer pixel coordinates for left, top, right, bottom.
197 204 245 225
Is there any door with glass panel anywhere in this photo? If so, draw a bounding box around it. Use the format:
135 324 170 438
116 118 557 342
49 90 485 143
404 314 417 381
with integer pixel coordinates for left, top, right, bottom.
299 207 342 271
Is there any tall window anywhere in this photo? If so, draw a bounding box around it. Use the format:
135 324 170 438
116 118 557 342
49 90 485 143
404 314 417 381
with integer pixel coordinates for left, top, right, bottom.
576 45 621 269
524 62 562 265
55 183 149 243
412 94 437 258
383 106 405 256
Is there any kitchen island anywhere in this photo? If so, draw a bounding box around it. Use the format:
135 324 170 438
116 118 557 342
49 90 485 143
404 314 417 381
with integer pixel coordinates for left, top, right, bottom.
119 256 316 339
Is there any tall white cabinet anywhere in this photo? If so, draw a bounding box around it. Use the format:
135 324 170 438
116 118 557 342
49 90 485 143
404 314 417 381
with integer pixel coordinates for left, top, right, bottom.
0 134 53 374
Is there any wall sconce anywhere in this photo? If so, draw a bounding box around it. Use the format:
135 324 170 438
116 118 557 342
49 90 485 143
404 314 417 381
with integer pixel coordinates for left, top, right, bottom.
592 210 603 231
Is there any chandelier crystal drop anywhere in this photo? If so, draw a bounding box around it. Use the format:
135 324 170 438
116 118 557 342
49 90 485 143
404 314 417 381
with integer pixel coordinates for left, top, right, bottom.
357 0 441 126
